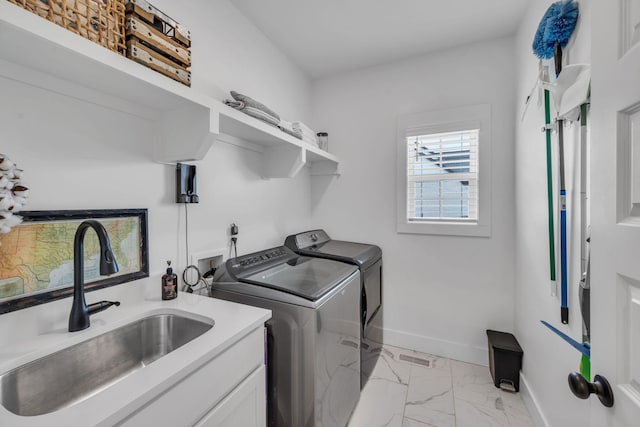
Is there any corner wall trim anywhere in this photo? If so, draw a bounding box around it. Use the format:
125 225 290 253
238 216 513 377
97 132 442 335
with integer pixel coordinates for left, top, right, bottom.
519 373 551 427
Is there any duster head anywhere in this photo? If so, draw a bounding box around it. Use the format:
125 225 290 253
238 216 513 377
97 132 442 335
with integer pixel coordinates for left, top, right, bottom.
533 0 579 59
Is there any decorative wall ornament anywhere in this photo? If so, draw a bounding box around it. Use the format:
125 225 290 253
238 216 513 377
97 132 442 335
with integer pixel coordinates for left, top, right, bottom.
0 154 29 236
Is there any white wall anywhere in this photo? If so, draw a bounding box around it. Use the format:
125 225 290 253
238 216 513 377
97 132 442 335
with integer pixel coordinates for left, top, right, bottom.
514 1 591 426
0 0 313 319
311 37 517 365
152 0 312 123
0 4 599 424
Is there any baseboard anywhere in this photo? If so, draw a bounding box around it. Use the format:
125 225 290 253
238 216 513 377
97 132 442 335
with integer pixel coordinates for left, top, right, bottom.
519 372 550 427
382 327 489 366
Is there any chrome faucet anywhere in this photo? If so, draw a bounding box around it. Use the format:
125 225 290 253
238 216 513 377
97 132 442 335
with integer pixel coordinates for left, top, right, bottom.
68 220 120 332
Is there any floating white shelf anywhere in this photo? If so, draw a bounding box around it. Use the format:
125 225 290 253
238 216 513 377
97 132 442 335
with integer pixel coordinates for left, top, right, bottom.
0 1 339 178
216 104 339 178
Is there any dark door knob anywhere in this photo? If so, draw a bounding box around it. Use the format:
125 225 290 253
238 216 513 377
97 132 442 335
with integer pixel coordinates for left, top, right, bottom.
568 372 614 407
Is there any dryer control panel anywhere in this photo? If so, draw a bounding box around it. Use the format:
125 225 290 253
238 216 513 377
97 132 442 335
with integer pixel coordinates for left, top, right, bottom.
287 229 331 250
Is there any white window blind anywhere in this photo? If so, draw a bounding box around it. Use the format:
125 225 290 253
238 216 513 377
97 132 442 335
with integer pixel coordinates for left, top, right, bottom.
406 129 479 222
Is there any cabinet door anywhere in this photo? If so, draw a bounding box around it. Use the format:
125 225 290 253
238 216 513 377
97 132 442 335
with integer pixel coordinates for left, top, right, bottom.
195 365 266 427
115 328 264 427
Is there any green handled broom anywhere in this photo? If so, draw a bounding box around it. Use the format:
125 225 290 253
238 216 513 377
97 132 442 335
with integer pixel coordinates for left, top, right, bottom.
532 0 579 315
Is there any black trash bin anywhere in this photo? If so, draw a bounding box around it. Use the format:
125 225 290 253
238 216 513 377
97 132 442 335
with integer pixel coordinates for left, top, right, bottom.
486 329 523 392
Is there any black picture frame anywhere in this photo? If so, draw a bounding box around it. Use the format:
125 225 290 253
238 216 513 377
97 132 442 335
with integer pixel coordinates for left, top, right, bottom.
0 209 149 314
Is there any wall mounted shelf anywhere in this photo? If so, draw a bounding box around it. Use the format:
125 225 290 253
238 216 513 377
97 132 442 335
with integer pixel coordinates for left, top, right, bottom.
217 104 339 179
0 1 339 178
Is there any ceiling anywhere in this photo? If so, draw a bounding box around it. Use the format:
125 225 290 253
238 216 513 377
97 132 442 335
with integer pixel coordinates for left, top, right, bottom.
230 0 530 79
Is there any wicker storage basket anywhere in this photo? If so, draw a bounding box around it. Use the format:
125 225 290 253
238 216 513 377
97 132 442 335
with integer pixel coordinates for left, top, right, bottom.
8 0 126 55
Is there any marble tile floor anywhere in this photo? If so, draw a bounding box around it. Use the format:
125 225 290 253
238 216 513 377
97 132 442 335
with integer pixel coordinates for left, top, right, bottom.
348 345 534 427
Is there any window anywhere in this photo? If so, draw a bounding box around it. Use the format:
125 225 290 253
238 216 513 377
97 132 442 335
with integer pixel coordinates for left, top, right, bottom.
407 129 479 221
396 104 491 237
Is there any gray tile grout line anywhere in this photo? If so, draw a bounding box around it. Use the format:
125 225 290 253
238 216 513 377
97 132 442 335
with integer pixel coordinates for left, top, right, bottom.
401 351 458 427
400 354 412 424
450 359 458 427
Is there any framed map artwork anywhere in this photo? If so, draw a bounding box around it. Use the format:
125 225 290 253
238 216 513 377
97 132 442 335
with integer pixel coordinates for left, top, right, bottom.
0 209 149 314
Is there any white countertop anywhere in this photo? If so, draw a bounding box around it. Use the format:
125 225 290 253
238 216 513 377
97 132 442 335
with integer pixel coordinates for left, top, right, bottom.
0 278 271 426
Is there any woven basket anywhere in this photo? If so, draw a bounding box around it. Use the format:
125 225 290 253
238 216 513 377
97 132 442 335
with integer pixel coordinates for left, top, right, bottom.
8 0 126 55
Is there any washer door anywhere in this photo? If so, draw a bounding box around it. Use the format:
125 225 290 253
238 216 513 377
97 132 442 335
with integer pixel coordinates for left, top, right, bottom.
244 257 358 301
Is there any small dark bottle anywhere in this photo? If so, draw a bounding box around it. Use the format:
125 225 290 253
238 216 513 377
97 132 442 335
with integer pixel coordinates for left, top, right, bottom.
162 260 178 300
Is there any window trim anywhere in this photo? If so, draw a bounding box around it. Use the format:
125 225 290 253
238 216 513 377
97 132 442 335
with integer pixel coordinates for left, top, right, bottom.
396 104 492 237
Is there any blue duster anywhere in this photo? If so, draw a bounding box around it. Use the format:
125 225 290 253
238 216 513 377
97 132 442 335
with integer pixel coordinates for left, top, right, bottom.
533 0 579 59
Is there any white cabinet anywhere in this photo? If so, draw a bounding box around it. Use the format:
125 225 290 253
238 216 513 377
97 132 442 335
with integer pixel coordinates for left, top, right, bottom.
116 327 266 427
0 2 339 179
194 365 266 427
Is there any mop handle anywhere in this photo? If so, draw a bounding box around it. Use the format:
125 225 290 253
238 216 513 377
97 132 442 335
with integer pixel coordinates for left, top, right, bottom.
560 201 569 323
544 90 556 282
555 41 569 324
554 41 569 325
579 103 590 340
558 118 569 324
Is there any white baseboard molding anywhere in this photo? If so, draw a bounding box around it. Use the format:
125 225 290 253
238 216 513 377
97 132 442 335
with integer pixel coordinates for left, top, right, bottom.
519 373 550 427
382 327 489 366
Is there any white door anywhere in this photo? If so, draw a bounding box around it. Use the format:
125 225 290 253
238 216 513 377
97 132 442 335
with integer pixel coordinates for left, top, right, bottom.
589 0 640 425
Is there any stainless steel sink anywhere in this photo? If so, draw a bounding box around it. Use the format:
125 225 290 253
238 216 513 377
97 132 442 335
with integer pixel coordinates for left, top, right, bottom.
0 313 213 416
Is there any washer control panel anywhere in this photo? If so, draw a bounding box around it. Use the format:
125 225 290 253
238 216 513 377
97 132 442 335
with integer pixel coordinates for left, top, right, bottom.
228 246 293 278
238 247 287 267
